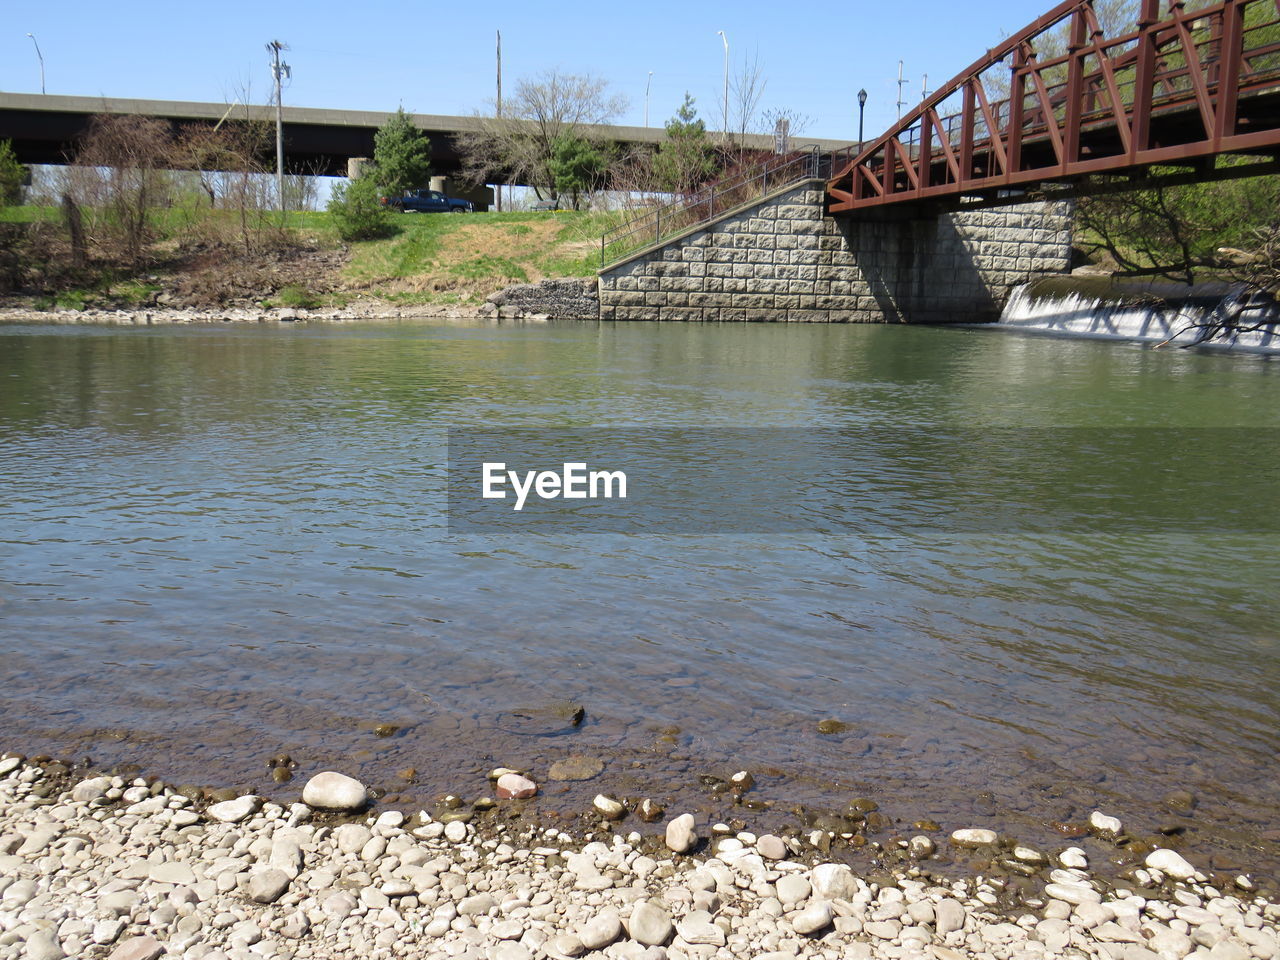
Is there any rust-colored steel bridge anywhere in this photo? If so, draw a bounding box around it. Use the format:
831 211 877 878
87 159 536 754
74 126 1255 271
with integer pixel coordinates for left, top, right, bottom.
827 0 1280 213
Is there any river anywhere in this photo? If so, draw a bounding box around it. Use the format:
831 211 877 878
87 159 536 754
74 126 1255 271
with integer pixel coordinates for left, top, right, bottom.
1 318 1276 876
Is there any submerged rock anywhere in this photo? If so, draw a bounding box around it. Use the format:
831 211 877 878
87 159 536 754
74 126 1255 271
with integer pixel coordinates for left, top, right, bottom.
548 756 604 781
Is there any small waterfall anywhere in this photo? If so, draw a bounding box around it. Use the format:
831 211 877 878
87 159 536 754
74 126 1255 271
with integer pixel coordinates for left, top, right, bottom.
996 277 1280 353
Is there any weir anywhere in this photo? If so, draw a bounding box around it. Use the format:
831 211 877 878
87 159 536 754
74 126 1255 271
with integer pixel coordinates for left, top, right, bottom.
995 279 1280 352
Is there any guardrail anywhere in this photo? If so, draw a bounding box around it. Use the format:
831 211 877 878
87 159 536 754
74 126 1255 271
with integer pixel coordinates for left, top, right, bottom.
600 147 831 268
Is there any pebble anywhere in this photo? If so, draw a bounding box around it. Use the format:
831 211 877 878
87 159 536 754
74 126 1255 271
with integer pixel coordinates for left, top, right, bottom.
792 903 833 935
578 913 622 949
206 795 261 823
629 900 673 946
496 774 538 800
951 828 998 846
756 834 787 860
0 751 1276 960
1147 848 1198 880
548 756 605 781
593 794 626 819
107 938 165 960
665 813 697 853
301 771 367 811
1090 810 1123 834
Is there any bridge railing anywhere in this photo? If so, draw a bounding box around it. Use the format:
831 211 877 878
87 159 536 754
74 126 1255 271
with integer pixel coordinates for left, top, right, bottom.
600 147 829 268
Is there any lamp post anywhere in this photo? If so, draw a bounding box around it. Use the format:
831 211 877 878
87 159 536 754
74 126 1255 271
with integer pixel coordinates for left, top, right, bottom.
645 71 653 128
26 34 45 95
857 88 867 154
717 30 728 140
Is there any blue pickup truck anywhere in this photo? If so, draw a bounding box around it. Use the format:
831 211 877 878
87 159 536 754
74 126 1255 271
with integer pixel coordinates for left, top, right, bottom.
382 189 474 213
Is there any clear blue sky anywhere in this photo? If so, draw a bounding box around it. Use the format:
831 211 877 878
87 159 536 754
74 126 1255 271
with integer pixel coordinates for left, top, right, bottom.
4 0 1043 144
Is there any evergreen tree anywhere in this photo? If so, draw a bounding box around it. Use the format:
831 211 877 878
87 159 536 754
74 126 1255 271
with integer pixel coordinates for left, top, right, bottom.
652 95 718 194
0 140 28 207
371 107 431 198
548 135 608 210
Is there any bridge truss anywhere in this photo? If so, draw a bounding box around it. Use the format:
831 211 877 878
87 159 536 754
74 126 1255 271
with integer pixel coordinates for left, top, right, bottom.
827 0 1280 213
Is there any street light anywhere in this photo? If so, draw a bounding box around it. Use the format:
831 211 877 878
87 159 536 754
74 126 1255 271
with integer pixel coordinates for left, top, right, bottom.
857 88 868 154
717 30 729 140
645 71 653 128
26 33 45 95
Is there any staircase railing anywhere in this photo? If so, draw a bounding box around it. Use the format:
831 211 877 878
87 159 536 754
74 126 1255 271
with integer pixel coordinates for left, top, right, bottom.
599 147 832 268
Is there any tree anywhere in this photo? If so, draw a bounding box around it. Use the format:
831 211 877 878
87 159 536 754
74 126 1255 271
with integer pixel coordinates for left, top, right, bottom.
371 107 432 198
0 140 27 206
459 70 626 202
730 52 767 143
327 173 392 241
652 95 719 194
548 135 608 210
1077 166 1280 284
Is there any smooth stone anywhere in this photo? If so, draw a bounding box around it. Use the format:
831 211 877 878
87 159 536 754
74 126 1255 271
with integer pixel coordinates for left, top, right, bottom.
548 757 605 781
71 776 112 803
1014 845 1047 863
107 938 165 960
248 868 291 904
909 835 936 858
334 823 373 854
491 920 524 940
0 757 21 775
1090 811 1123 834
206 795 261 824
951 828 998 846
792 903 833 935
301 772 367 811
23 931 64 960
444 820 468 843
493 943 532 960
593 795 626 820
936 899 967 934
549 933 587 957
629 901 673 946
1044 882 1101 905
149 861 196 885
665 814 697 853
1060 847 1089 869
676 916 726 945
458 893 495 916
496 774 538 800
1147 849 1197 880
776 875 812 905
810 863 857 901
578 913 622 950
756 834 787 860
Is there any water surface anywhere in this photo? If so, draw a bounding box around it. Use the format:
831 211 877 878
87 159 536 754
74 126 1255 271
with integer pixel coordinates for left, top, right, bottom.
1 319 1276 874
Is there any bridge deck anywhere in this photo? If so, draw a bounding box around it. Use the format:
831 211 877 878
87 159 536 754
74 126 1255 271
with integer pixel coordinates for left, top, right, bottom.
828 0 1280 213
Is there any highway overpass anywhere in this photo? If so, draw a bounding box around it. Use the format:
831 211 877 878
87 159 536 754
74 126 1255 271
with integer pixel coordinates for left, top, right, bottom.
0 92 854 182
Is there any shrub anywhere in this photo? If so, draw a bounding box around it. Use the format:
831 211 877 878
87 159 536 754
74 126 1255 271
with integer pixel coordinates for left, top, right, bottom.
327 175 392 241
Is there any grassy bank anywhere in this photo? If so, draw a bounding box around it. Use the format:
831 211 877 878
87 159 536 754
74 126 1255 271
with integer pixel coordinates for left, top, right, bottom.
0 205 619 310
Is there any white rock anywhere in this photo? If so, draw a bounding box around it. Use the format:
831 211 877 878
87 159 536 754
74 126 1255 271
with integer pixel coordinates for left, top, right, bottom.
950 828 998 846
23 931 65 960
1090 811 1123 834
71 776 112 804
593 795 625 819
148 861 196 885
1059 847 1089 869
776 874 812 905
628 900 673 946
792 902 833 935
665 814 697 853
444 820 468 843
909 835 936 858
756 834 787 860
1044 881 1101 905
936 899 967 934
676 915 726 945
496 774 538 800
1014 845 1047 863
248 868 291 904
811 863 858 901
1147 849 1197 880
301 772 367 811
206 795 262 824
578 913 621 950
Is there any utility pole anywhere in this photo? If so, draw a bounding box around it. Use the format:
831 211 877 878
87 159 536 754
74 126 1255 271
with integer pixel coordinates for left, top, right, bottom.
896 60 908 119
717 30 729 142
267 40 290 212
496 30 502 212
645 71 653 128
921 73 929 101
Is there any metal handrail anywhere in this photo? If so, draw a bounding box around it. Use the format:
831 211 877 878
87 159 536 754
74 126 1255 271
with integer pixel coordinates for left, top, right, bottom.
600 147 829 268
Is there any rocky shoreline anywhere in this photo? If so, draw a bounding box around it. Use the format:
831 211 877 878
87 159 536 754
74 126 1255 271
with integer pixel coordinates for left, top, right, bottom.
1 753 1276 960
